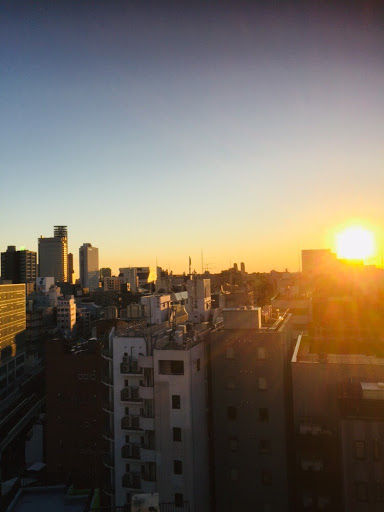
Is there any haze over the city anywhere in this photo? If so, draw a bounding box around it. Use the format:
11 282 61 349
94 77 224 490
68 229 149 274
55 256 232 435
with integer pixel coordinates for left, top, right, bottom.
1 1 383 273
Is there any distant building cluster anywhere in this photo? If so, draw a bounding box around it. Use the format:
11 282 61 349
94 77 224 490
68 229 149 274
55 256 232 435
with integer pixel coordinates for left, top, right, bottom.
2 236 384 511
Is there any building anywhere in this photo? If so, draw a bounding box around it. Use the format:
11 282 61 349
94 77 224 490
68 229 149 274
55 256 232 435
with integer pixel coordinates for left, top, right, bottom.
291 333 384 511
209 307 292 512
141 294 171 325
38 226 68 283
67 252 74 284
119 268 138 293
102 323 210 511
79 243 99 291
301 249 336 275
0 284 26 403
104 276 123 292
56 295 76 333
186 275 211 323
46 338 104 488
1 246 37 284
100 267 112 278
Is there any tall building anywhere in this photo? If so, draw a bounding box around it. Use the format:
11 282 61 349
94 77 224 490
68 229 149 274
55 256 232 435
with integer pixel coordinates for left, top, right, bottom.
57 295 76 333
79 243 99 291
38 226 68 282
119 268 138 293
209 307 292 512
67 252 74 284
0 284 26 402
186 275 211 323
1 246 37 284
102 323 210 511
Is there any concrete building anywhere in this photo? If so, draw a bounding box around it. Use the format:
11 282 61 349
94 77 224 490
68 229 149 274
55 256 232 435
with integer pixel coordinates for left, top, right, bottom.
141 294 171 325
102 323 210 511
186 275 211 323
0 284 26 403
100 267 112 278
209 307 292 512
67 252 74 284
119 268 138 293
1 246 37 284
271 292 312 341
291 333 384 511
104 276 124 292
79 243 99 291
56 295 76 333
38 226 68 283
46 338 104 488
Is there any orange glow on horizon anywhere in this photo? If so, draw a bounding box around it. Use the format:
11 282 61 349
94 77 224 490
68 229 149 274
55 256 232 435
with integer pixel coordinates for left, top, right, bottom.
335 226 376 262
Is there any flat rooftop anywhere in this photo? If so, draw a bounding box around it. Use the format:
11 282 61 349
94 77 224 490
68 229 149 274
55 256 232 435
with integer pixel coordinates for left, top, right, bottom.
292 334 384 364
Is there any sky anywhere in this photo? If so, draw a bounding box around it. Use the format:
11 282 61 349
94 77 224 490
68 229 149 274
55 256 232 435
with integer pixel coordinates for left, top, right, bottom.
1 1 384 275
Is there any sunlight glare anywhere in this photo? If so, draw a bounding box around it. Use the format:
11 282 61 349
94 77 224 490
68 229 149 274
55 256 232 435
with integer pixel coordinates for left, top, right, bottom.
336 226 375 261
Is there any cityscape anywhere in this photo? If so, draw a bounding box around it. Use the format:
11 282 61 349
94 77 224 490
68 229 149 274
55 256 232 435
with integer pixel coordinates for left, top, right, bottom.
2 2 384 512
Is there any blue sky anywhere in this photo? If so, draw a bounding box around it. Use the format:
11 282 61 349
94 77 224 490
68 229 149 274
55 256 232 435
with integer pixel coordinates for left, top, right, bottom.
1 2 383 274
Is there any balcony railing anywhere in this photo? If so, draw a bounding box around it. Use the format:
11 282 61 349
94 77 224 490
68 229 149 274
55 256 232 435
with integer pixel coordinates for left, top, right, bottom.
122 472 141 489
121 387 142 402
102 374 113 387
121 415 141 431
120 361 142 375
101 347 112 360
103 453 114 469
103 428 114 442
102 400 114 414
122 443 141 460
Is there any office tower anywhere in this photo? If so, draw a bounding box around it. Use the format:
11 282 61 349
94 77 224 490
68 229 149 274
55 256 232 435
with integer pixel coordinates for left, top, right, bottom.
119 268 138 293
79 243 99 291
186 275 211 323
38 226 68 282
46 338 104 488
67 253 74 284
0 284 26 402
1 246 37 284
240 262 246 274
102 323 210 511
209 307 292 512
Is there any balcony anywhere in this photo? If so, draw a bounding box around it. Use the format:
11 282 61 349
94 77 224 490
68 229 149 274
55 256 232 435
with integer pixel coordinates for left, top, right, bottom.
141 446 156 463
122 443 141 460
102 374 113 387
141 477 157 494
103 428 114 442
102 400 114 414
103 453 114 469
101 347 112 361
138 355 153 368
139 416 155 431
102 485 115 497
121 387 143 403
139 385 154 400
121 415 141 431
120 361 142 376
122 472 141 490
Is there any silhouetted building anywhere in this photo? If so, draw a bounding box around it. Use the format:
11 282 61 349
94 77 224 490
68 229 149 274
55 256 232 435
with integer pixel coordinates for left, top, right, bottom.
38 226 68 282
67 252 74 284
1 246 37 284
79 243 99 291
100 267 112 279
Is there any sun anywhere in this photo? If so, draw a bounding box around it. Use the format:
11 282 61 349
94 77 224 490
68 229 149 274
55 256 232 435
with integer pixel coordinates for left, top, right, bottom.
336 226 375 261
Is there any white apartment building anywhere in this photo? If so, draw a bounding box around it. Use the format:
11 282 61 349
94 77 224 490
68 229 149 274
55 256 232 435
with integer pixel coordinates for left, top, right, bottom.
186 276 211 323
102 325 210 512
140 294 171 325
56 295 76 333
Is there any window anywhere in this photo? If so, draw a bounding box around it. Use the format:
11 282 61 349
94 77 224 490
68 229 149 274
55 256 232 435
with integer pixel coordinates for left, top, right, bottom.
173 427 182 442
355 441 366 460
126 463 130 472
227 406 237 420
259 439 271 454
258 377 267 390
124 379 129 386
226 347 234 359
172 395 181 409
125 435 130 443
174 460 182 474
356 482 368 502
196 358 201 372
373 440 381 460
261 471 272 486
159 360 184 375
229 437 239 451
259 408 269 422
257 347 266 360
175 494 184 507
125 407 129 415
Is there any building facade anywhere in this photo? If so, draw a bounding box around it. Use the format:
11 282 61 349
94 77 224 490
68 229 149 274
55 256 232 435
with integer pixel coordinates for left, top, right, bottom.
79 243 99 291
56 295 76 333
1 246 37 284
38 226 68 283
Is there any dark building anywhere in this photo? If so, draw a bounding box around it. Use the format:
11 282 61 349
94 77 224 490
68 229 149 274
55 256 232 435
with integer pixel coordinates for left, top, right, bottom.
100 267 112 278
209 307 292 512
46 338 104 488
1 246 37 284
67 252 74 284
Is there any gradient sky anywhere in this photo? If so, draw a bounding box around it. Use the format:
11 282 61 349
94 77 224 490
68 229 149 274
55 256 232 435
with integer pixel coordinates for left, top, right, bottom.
1 2 384 275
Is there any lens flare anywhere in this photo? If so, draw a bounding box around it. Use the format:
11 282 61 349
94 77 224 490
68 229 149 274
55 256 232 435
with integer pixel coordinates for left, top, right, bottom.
336 227 375 261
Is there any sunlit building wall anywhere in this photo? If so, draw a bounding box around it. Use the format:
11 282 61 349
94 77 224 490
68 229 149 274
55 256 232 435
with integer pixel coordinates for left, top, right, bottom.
38 227 68 283
79 243 99 291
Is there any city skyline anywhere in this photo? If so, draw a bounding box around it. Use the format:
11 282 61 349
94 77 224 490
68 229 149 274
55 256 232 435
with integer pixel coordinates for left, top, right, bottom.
1 2 384 273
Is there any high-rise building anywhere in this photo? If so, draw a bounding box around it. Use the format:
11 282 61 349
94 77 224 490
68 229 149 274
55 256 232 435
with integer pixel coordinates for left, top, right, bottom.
38 226 68 282
67 252 74 284
0 284 26 402
56 295 76 333
79 243 99 291
209 307 292 512
102 323 210 511
1 246 37 284
186 275 211 323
